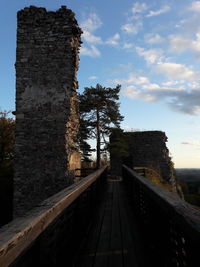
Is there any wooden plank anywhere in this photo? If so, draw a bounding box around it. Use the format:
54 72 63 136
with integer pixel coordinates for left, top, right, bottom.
93 182 113 267
117 181 138 267
74 182 109 267
75 179 140 267
121 179 148 267
107 181 123 267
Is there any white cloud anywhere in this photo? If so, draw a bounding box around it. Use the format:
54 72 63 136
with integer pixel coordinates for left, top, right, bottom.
145 33 164 44
169 35 192 53
80 13 103 57
121 21 143 34
156 62 198 81
175 19 186 29
182 141 200 146
123 85 142 98
113 72 149 85
135 76 150 84
132 2 148 14
80 45 101 57
146 5 171 17
80 13 102 32
162 80 184 86
123 86 156 101
136 47 164 64
142 83 160 90
189 1 200 12
82 31 102 44
88 76 98 80
111 62 200 114
169 33 200 58
176 15 200 35
121 2 147 35
188 81 200 89
105 33 120 46
123 82 200 115
122 42 135 50
81 13 102 44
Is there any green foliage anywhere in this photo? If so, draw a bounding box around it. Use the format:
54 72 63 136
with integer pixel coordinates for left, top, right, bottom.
78 118 95 161
0 110 15 164
109 128 129 158
79 84 123 167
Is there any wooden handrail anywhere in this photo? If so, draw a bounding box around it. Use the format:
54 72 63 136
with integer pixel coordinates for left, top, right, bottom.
0 166 107 267
124 165 200 232
123 165 200 267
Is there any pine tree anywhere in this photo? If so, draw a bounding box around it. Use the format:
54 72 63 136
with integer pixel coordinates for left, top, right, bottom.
109 128 129 158
79 84 123 168
78 117 95 162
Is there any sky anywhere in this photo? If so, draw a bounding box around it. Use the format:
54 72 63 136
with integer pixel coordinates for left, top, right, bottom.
1 0 200 168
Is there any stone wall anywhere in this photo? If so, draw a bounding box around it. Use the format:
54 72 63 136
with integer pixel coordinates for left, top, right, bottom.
14 6 82 217
110 130 176 189
125 131 173 182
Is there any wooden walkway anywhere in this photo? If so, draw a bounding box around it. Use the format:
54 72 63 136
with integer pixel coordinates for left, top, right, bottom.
74 178 141 267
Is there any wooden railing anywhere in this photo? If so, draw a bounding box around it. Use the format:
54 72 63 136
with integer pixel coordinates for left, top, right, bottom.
75 168 97 178
123 165 200 267
0 166 107 267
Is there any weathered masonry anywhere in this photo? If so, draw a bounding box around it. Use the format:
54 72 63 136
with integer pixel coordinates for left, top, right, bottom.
14 6 82 217
125 131 174 182
110 130 176 190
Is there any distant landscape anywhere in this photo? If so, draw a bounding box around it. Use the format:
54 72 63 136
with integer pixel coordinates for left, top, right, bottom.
176 168 200 207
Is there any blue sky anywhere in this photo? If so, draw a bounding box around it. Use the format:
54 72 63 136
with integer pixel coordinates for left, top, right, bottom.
1 0 200 168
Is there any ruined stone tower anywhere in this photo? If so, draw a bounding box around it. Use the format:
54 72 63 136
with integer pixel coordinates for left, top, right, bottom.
110 130 177 191
14 6 82 217
123 131 174 181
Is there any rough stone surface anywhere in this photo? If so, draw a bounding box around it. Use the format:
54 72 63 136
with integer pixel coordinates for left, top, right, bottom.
14 6 82 217
110 130 176 189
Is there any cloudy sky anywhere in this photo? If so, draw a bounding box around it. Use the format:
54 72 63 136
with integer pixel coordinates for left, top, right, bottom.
1 0 200 168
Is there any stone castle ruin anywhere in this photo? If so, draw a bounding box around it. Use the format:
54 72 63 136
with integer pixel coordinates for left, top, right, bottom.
14 6 82 217
13 5 178 217
110 130 177 191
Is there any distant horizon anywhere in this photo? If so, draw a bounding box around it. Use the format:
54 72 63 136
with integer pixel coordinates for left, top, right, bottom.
174 168 200 170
